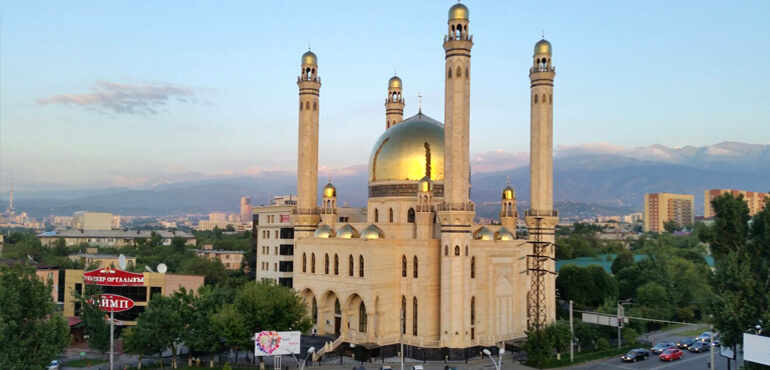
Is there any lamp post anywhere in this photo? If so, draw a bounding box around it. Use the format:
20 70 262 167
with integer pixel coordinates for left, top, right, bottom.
482 348 504 370
302 347 315 370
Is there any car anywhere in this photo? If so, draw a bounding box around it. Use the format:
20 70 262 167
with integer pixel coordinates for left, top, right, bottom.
47 360 61 370
621 348 650 362
696 331 715 342
689 341 710 353
712 335 721 346
380 367 392 370
677 337 696 349
411 366 424 370
659 348 683 361
651 342 677 354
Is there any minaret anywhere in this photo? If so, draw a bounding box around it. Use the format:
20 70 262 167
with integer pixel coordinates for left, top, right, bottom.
385 75 405 129
321 179 337 229
415 176 434 239
500 179 518 232
525 38 558 329
437 2 474 349
294 50 322 236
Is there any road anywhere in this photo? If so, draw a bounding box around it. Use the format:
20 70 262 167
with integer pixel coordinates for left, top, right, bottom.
564 326 743 370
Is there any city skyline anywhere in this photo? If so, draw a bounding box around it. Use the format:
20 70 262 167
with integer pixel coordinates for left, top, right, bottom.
2 1 769 191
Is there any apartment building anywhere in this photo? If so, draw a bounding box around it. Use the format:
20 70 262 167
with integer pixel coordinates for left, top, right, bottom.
644 193 695 232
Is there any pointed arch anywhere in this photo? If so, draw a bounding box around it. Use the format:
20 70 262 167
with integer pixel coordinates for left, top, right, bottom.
302 252 307 273
300 101 303 110
456 66 462 77
334 298 341 315
305 101 310 109
542 93 546 103
324 253 329 274
413 256 419 278
534 94 538 103
359 301 368 332
334 254 339 275
448 67 452 78
311 253 316 273
374 208 379 223
349 254 354 276
312 296 318 324
445 245 449 256
389 208 394 223
407 208 415 223
401 296 407 334
454 246 461 256
466 66 469 79
313 101 317 110
359 255 365 277
402 255 407 277
412 297 418 335
471 256 476 278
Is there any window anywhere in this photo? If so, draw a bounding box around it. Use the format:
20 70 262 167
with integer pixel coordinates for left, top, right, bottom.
274 230 278 239
279 244 294 255
312 297 318 324
349 255 354 276
334 299 341 315
465 245 469 256
324 254 329 274
445 245 449 256
302 253 307 272
334 254 339 275
402 256 407 277
413 297 418 335
311 253 316 273
471 297 476 325
389 208 394 223
454 246 460 256
274 246 278 255
401 296 407 334
359 255 365 277
374 209 379 222
413 256 419 278
534 94 538 103
471 256 475 278
359 302 367 332
280 228 294 239
279 261 293 272
407 208 415 223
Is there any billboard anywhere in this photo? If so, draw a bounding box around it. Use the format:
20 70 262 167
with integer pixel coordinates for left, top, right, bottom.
254 331 301 356
84 267 145 286
744 333 770 366
88 294 135 313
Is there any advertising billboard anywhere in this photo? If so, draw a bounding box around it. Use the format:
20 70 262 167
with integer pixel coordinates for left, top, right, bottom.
88 294 135 313
744 333 770 366
84 267 145 286
254 331 301 356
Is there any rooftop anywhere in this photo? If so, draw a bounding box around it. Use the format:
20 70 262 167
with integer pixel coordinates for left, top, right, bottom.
38 230 194 238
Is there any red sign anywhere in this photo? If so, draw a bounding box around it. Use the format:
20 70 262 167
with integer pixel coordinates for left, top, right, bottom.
84 267 145 286
89 294 135 313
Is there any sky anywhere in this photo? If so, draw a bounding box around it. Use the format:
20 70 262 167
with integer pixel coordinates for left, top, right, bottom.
2 0 769 191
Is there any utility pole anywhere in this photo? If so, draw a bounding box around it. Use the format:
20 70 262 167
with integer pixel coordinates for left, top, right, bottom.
617 303 623 350
110 310 114 370
569 301 575 362
710 324 715 370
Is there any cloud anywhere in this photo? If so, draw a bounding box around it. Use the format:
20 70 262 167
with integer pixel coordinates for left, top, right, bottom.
471 149 529 172
36 80 195 115
555 142 629 157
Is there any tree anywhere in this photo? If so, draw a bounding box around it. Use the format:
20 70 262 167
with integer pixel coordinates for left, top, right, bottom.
75 284 111 356
0 263 70 369
556 264 617 308
122 325 161 369
179 257 228 285
611 250 635 275
663 219 680 233
135 294 186 369
179 286 235 367
545 321 572 360
523 327 554 367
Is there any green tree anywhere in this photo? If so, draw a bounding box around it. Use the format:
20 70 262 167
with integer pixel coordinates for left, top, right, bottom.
545 321 572 359
636 282 674 320
135 294 186 369
179 257 228 286
523 327 554 367
611 250 635 275
0 263 70 369
122 325 161 369
663 219 680 233
75 284 111 356
182 286 234 368
557 264 618 308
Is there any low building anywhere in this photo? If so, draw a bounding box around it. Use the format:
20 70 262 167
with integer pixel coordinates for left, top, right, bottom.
72 211 113 231
196 245 244 270
196 220 252 232
38 230 196 248
68 253 137 269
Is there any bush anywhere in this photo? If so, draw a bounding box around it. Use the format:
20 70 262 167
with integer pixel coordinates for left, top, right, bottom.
596 337 610 350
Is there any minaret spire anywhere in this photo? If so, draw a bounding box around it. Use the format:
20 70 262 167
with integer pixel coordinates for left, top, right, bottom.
294 49 322 236
385 73 405 129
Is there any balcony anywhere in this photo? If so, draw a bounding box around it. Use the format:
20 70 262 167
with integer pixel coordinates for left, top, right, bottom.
525 209 558 217
436 202 475 212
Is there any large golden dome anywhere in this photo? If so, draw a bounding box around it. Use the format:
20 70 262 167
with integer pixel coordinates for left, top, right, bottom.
369 113 444 183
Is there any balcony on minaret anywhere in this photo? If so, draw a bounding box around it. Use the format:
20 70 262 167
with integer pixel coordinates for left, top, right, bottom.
525 209 558 217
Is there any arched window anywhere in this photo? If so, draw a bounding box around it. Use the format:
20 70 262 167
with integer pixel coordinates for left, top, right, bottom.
542 94 546 103
550 94 553 104
445 245 449 256
374 209 379 222
407 208 415 223
413 256 418 278
471 297 476 325
305 101 310 109
300 101 303 110
389 208 394 223
534 94 538 103
359 255 365 277
448 67 452 78
334 254 339 275
402 255 407 277
311 253 316 273
401 296 407 334
466 66 469 79
465 245 469 256
471 257 475 278
359 302 367 332
313 101 317 110
312 297 318 324
324 254 329 274
454 246 460 256
349 255 354 276
413 297 418 335
334 299 341 315
302 253 307 272
456 66 462 77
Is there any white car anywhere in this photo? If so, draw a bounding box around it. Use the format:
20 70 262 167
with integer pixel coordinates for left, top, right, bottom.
696 332 715 342
47 360 61 370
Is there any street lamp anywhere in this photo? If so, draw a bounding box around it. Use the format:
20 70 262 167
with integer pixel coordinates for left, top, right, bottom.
482 348 504 370
302 347 315 370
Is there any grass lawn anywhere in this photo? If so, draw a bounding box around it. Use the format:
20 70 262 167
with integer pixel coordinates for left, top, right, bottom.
532 345 639 368
64 358 108 367
677 325 711 338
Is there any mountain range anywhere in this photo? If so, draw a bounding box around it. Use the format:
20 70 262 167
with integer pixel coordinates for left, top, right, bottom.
3 142 769 219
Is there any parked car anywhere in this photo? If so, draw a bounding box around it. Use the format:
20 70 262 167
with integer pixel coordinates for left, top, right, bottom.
651 342 677 354
659 348 683 361
677 337 696 349
47 360 61 370
696 331 715 342
380 366 392 370
689 341 710 353
621 348 650 362
411 366 424 370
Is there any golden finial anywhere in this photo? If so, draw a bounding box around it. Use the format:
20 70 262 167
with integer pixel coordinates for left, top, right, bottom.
308 42 311 51
417 92 422 114
507 176 511 185
542 30 545 39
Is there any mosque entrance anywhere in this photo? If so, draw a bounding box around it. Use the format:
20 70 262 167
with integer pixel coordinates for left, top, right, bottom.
334 317 341 336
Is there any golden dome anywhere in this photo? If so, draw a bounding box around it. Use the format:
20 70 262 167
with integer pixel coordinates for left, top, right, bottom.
361 224 384 239
474 226 494 241
502 185 515 200
534 39 552 55
495 227 515 241
369 113 444 182
314 224 334 238
323 182 336 198
388 76 402 89
302 50 317 65
336 224 359 239
418 175 434 192
449 3 469 20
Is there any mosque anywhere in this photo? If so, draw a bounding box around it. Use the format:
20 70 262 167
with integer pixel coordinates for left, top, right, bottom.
290 2 558 356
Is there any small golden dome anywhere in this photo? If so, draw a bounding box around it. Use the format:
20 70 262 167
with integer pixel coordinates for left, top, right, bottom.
473 226 494 241
502 185 515 200
302 50 317 65
495 227 515 241
314 224 334 238
449 3 469 21
388 76 402 89
369 113 444 182
361 224 384 239
418 175 434 192
323 182 336 198
534 39 552 55
336 224 359 239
